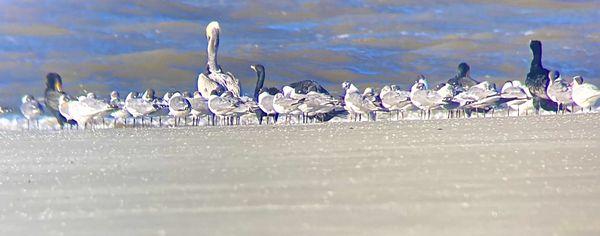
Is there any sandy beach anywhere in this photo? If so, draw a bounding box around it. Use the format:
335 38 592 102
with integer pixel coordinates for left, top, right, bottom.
0 114 599 235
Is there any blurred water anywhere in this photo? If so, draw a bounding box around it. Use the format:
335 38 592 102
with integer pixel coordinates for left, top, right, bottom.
0 0 598 107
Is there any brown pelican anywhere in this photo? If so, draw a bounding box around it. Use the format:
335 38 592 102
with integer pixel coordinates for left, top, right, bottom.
197 21 240 99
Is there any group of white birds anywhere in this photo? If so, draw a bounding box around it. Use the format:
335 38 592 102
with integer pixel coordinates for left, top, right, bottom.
15 21 600 130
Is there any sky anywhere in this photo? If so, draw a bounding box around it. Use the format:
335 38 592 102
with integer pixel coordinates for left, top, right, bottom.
0 0 598 107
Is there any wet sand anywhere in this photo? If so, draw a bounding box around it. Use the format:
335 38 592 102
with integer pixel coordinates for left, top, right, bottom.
1 114 599 235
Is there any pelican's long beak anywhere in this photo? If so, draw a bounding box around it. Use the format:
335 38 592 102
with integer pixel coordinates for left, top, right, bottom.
250 65 256 71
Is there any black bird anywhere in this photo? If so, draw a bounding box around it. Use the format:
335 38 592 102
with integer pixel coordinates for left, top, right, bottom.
251 64 280 124
44 72 75 128
434 62 479 93
525 40 559 112
449 62 479 91
288 80 330 95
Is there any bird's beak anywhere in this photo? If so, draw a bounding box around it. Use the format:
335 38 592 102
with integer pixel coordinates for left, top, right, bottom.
250 65 255 71
55 80 63 92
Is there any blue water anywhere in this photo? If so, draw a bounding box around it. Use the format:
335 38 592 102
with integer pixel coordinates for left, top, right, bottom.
0 0 598 107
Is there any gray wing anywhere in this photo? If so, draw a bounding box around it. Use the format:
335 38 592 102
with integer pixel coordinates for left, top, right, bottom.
209 72 241 97
44 89 63 111
20 101 43 118
198 73 225 98
170 97 191 111
501 87 528 99
259 95 276 113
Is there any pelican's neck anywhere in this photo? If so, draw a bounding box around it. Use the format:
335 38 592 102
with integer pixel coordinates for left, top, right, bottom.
531 48 543 71
253 69 265 101
207 33 220 73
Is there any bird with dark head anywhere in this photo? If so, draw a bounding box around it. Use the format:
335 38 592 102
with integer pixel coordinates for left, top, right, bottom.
44 72 75 128
437 62 478 92
251 64 280 124
525 40 559 112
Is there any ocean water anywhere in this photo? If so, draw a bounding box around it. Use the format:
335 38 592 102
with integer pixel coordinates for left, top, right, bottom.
0 0 598 108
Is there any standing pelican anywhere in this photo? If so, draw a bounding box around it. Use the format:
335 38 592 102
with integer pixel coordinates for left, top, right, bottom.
20 95 44 129
197 21 240 98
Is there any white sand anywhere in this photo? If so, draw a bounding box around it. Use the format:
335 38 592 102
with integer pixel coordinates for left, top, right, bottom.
1 114 599 235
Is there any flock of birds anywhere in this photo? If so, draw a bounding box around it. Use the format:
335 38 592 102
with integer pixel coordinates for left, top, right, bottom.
15 21 600 130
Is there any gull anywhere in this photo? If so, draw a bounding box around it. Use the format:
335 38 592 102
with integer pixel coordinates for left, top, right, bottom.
454 81 503 117
125 92 158 127
409 76 449 119
571 76 600 112
546 70 573 114
58 94 114 129
20 95 44 129
168 91 192 126
292 89 339 123
109 91 130 126
273 86 305 123
435 83 461 118
188 91 213 126
208 91 243 125
257 89 279 124
342 81 381 121
197 21 240 98
80 92 115 127
380 85 412 120
500 81 533 116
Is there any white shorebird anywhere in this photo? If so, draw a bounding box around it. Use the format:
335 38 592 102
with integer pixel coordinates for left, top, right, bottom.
546 71 573 114
125 92 158 127
168 91 192 126
500 81 533 116
409 76 448 119
58 94 113 129
342 81 380 121
273 86 305 123
197 21 240 98
188 91 213 126
20 95 44 129
571 76 600 112
380 85 413 120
